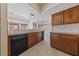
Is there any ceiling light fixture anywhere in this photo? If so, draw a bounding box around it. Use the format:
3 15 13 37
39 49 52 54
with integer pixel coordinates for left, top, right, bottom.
30 13 34 18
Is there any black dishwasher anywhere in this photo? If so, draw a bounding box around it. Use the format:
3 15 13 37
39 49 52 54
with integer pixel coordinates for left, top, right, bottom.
11 34 28 56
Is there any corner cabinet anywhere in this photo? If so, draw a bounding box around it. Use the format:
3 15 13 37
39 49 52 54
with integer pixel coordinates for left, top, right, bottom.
50 33 79 56
52 12 63 26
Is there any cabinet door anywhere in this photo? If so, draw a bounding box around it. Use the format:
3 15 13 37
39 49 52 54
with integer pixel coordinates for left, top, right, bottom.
37 32 43 42
28 32 37 47
72 6 79 23
52 12 63 25
61 35 77 55
64 8 73 24
51 33 60 49
77 37 79 55
64 6 79 24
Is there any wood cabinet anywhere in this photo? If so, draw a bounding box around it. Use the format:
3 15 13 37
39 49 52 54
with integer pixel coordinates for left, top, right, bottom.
52 5 79 25
50 33 79 55
64 8 73 24
60 34 77 55
50 33 60 49
52 12 63 25
28 31 43 48
37 32 43 42
28 32 37 47
72 6 79 23
64 6 79 24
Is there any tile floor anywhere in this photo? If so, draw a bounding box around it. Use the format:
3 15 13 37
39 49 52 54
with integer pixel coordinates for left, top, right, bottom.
20 39 70 56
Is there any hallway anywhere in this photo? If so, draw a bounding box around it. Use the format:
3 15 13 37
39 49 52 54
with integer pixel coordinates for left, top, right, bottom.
20 39 70 56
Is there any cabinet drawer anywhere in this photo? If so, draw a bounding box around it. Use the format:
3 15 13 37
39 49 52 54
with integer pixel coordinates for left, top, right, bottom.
28 33 37 37
51 34 59 39
61 35 77 41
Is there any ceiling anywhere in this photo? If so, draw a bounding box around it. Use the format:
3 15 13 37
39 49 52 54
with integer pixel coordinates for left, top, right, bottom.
8 3 79 24
8 3 40 23
28 3 60 13
8 3 60 23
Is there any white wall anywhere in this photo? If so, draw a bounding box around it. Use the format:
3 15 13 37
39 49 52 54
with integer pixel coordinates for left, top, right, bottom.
1 4 8 56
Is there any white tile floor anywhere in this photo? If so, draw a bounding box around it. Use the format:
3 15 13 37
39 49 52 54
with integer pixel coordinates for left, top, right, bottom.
20 39 70 56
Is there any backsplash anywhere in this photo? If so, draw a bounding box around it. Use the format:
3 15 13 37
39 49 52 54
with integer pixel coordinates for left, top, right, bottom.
53 23 79 33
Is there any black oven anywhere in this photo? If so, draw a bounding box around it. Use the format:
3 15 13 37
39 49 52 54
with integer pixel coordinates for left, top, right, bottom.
11 34 28 56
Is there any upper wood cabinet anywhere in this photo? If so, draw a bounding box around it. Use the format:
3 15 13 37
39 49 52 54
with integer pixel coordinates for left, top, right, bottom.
64 6 79 24
52 12 63 26
72 6 79 23
52 5 79 25
64 8 73 24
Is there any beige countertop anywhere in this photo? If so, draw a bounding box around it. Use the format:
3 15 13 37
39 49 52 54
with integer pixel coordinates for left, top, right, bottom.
52 23 79 35
8 29 44 36
51 31 79 36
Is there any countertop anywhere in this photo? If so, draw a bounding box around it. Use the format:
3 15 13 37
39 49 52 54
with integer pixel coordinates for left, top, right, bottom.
8 29 44 36
51 31 79 36
52 23 79 35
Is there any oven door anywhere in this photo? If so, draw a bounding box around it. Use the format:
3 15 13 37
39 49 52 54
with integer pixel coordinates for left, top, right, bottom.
11 34 28 56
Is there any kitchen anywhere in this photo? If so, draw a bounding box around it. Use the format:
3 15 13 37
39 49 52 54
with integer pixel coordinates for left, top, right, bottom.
0 3 79 56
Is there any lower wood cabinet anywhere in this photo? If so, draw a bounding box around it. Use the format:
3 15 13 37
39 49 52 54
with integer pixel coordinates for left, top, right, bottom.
50 33 60 49
50 33 79 56
37 32 43 42
28 32 37 47
28 31 43 48
60 35 77 55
